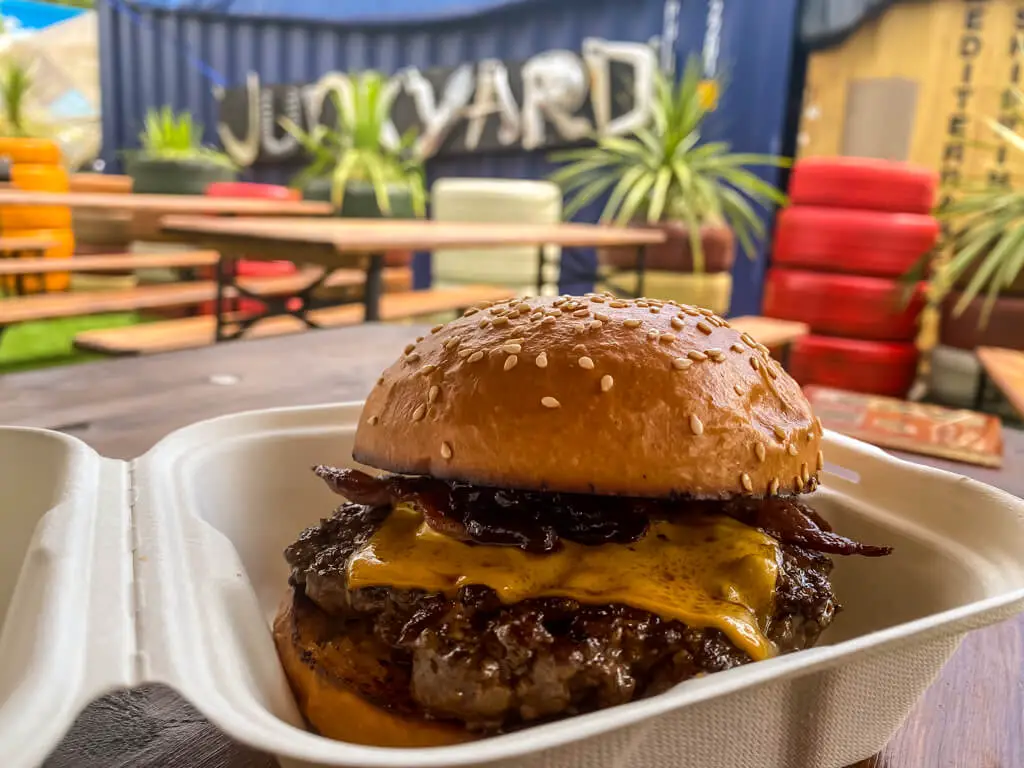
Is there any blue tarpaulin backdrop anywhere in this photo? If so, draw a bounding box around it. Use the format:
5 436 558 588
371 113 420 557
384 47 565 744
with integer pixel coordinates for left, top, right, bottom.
99 0 801 313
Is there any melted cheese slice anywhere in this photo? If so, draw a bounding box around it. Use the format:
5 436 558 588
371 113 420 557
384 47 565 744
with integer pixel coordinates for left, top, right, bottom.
347 504 782 660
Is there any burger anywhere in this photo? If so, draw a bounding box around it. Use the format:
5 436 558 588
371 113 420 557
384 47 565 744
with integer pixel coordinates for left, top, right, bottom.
274 294 891 747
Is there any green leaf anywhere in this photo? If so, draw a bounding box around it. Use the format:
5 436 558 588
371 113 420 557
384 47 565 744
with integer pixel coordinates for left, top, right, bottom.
616 171 656 226
561 173 619 220
599 165 649 224
647 167 672 224
953 227 1023 314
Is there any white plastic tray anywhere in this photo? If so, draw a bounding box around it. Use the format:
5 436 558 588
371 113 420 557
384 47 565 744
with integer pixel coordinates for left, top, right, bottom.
3 402 1024 768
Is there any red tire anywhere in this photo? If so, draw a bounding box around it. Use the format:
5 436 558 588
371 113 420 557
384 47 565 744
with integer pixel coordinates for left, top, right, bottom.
773 207 938 277
789 335 919 398
789 157 937 213
206 181 300 201
763 269 924 341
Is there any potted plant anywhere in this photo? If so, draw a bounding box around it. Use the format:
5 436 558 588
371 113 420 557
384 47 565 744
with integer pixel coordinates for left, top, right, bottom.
912 92 1024 352
280 70 426 220
125 106 237 195
548 55 788 308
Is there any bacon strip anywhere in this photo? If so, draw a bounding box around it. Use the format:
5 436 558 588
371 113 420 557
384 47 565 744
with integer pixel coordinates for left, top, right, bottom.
312 466 892 557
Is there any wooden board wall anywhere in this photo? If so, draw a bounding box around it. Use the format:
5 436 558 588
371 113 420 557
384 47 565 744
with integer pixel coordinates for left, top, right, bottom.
799 0 1024 193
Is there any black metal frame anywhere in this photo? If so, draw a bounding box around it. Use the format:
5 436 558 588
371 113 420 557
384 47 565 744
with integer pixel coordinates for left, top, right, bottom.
592 244 648 298
211 251 388 343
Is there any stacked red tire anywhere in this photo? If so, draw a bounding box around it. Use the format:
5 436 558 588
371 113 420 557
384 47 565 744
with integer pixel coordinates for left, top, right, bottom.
766 158 938 397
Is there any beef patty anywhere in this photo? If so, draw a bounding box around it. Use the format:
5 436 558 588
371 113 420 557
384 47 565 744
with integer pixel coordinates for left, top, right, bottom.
285 497 839 732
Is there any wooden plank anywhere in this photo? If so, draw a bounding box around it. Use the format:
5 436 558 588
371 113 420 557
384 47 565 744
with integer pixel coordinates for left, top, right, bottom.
728 316 809 348
0 235 60 252
977 346 1024 418
159 216 668 253
0 267 412 324
73 285 515 355
69 174 133 194
0 250 221 274
0 190 332 216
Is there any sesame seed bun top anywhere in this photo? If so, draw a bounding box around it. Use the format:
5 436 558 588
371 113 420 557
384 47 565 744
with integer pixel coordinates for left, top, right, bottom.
352 294 823 499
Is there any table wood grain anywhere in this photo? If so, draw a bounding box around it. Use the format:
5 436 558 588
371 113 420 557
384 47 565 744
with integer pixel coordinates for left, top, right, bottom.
0 190 332 216
978 346 1024 420
1 326 1021 767
159 215 668 253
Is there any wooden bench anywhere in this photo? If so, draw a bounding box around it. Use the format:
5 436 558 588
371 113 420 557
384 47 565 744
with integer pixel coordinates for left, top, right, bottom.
975 346 1024 416
728 316 809 350
0 266 412 325
73 285 516 356
0 250 220 275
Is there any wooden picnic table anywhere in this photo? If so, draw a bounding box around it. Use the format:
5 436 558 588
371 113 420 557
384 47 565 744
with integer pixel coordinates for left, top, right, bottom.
0 234 59 253
0 189 333 216
1 325 1021 768
159 215 668 335
976 346 1024 417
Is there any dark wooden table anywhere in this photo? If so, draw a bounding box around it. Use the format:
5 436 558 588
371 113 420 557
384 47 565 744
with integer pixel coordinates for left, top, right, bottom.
1 326 1022 768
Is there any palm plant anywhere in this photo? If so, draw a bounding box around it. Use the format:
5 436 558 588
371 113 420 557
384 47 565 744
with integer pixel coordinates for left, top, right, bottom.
136 106 235 168
280 71 426 216
916 88 1024 326
0 61 36 138
548 55 789 272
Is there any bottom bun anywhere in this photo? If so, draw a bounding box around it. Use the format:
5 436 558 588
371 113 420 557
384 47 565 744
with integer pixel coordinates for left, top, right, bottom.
273 588 476 748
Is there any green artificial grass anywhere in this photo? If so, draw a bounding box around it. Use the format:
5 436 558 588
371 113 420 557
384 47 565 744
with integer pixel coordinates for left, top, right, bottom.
0 312 143 373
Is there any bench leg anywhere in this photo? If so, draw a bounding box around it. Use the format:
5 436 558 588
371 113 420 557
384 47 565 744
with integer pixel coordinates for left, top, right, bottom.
213 254 234 343
973 368 989 412
364 253 384 322
536 245 546 296
634 244 647 298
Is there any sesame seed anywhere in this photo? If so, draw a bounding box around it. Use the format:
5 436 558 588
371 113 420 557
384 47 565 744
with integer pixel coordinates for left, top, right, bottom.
650 306 660 314
741 333 756 347
815 417 823 435
636 301 649 308
755 443 766 462
478 319 490 329
788 443 798 456
673 357 693 370
741 473 753 492
590 296 606 303
508 337 525 344
767 364 778 380
734 384 744 396
578 356 595 369
659 333 676 343
419 364 437 376
801 463 810 483
706 347 723 357
773 425 787 441
573 308 591 318
535 352 548 368
541 396 561 409
750 357 761 371
794 476 804 493
542 316 556 325
689 414 704 435
806 431 814 442
503 343 522 354
463 307 479 316
477 301 495 309
458 348 474 358
731 343 745 353
696 320 713 335
590 320 604 330
601 374 614 392
553 298 566 307
595 312 610 322
671 316 685 330
504 355 519 371
427 385 439 403
468 351 484 363
489 346 504 358
610 301 628 308
769 478 780 496
573 344 587 353
431 324 443 333
683 307 701 316
647 329 659 340
623 318 642 328
440 442 453 460
547 308 563 316
816 450 824 471
698 307 715 316
490 307 507 316
492 316 510 327
404 343 416 354
530 314 542 322
444 337 460 350
757 343 770 356
368 415 379 426
687 350 708 361
517 302 531 313
405 352 420 363
412 404 427 421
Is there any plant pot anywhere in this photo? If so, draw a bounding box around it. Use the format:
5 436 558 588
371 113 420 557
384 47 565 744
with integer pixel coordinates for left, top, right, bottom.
302 178 416 219
598 269 733 314
939 291 1024 351
598 222 735 274
127 157 237 196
